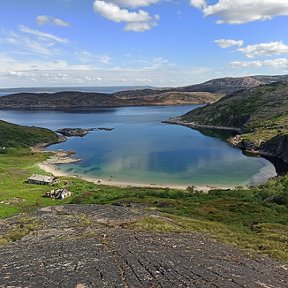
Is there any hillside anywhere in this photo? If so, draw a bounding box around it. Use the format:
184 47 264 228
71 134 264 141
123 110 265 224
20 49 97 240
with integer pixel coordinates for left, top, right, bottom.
1 74 287 110
169 82 288 162
0 120 61 148
0 90 218 110
174 74 288 95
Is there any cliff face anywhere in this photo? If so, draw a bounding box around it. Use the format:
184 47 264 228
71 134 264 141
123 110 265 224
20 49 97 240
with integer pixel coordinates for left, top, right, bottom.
261 135 288 163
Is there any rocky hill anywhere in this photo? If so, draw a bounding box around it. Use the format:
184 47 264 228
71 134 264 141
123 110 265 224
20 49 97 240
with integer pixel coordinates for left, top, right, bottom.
1 74 287 110
0 205 287 287
174 74 288 95
167 82 288 162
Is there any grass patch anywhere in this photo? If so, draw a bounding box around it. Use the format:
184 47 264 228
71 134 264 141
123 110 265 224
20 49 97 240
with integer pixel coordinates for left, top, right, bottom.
0 217 41 244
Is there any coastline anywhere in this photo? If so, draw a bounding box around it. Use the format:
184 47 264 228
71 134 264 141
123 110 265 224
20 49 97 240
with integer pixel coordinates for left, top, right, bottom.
38 153 234 192
162 117 242 133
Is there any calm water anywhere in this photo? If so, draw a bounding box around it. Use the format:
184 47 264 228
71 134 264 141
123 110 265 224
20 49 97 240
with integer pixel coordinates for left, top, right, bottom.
0 106 277 186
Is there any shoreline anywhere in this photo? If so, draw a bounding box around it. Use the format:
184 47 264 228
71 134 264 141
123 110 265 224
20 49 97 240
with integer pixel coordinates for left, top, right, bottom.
38 154 234 192
162 118 242 133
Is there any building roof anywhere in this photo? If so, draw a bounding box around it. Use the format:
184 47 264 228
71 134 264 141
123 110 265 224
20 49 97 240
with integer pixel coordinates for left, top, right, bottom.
28 174 54 183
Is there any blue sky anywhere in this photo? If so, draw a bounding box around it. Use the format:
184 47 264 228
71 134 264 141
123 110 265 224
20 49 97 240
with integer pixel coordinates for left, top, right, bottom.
1 0 288 88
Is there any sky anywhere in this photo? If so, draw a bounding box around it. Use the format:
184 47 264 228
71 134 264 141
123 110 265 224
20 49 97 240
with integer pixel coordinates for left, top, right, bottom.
1 0 288 88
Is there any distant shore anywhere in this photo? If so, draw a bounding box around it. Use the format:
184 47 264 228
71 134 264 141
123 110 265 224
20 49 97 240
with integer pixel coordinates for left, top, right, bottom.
38 150 234 192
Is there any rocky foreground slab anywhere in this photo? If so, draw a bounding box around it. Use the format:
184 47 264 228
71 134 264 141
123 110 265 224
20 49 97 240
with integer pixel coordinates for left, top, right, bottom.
0 205 287 287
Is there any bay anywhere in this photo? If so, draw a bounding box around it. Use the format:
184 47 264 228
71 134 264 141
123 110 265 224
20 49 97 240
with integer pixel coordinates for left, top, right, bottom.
0 105 277 186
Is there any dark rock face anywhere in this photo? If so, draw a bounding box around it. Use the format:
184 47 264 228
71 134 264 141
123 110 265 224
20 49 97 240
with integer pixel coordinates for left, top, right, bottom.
261 134 288 163
0 205 287 287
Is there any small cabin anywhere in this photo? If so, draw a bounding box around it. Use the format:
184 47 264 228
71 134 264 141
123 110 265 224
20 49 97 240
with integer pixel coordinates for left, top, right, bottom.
28 174 55 185
45 189 71 199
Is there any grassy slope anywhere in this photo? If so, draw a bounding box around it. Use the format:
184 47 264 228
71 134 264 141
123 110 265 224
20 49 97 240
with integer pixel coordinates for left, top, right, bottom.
0 120 59 148
180 82 288 142
0 148 288 260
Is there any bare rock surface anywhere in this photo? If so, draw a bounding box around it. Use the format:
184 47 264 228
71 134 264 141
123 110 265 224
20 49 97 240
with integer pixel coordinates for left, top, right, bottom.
0 205 287 287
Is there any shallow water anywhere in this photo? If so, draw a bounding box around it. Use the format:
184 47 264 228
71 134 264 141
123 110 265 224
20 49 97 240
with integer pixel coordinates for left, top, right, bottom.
0 106 277 186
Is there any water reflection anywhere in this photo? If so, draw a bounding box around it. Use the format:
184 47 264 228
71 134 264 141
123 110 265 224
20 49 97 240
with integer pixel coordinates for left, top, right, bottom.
0 106 277 186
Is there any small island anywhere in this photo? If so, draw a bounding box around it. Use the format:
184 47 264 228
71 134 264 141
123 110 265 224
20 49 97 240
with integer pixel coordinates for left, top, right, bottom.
56 128 90 137
56 127 114 137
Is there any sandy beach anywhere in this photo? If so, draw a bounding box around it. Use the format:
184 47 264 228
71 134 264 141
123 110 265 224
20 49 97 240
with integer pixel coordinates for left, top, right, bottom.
38 150 234 192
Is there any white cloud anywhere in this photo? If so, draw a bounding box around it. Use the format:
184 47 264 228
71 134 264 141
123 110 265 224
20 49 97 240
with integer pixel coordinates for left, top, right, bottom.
36 15 70 27
124 22 153 32
76 50 112 64
191 0 288 24
215 39 244 48
19 25 68 44
0 53 214 88
0 25 71 57
145 57 169 69
230 58 288 69
93 1 150 23
190 0 206 9
108 0 160 8
238 41 288 58
93 0 159 31
0 54 93 72
2 31 56 56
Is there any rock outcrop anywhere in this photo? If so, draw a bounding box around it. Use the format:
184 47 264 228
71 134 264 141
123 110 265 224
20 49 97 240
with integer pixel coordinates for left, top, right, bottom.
56 128 89 137
0 205 287 287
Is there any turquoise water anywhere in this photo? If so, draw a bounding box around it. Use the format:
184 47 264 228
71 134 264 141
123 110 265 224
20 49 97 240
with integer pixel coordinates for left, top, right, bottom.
0 106 277 186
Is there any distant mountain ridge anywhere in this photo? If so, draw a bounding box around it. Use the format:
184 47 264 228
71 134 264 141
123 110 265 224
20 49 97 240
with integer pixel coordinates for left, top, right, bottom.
0 74 287 110
173 74 288 94
0 90 218 110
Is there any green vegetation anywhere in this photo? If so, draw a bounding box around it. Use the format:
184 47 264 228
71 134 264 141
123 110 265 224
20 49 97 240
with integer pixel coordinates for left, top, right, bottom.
0 148 288 260
181 82 288 136
0 216 41 244
0 120 59 148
